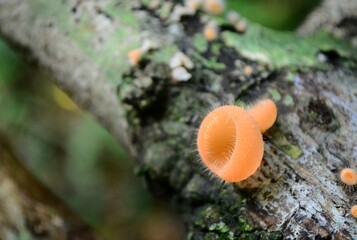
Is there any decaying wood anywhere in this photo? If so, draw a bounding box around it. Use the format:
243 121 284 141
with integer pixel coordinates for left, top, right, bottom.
0 0 356 239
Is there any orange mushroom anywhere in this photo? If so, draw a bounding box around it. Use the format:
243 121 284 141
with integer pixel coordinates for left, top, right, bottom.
203 22 219 41
351 205 357 218
128 48 142 66
248 99 277 133
203 0 225 15
340 168 357 186
197 105 263 182
197 100 277 182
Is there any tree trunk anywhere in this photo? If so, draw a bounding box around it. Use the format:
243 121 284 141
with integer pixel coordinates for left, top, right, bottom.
0 0 357 239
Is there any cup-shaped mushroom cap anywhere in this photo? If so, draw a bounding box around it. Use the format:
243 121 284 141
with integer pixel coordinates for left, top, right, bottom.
248 99 277 133
197 105 264 182
340 168 357 186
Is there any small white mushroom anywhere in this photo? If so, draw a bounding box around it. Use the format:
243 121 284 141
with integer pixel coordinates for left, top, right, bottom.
184 0 203 12
169 52 194 70
226 11 240 24
141 39 159 53
234 20 247 33
316 52 328 63
148 0 161 10
169 4 195 22
172 67 192 81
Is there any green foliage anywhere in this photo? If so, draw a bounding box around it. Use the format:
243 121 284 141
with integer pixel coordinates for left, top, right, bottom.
222 24 357 69
226 0 321 30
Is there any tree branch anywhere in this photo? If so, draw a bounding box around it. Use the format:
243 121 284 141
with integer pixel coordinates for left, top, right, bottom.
0 0 357 239
0 0 136 156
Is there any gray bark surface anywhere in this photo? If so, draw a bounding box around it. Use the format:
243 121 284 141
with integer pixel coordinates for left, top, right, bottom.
0 0 357 239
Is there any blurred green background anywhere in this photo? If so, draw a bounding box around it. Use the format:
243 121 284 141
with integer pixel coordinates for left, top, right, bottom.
0 0 320 239
0 38 183 240
227 0 321 30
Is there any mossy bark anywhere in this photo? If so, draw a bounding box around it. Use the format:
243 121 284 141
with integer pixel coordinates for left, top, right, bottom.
0 0 357 239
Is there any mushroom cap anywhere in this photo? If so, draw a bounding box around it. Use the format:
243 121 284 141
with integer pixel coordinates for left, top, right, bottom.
128 48 142 66
197 105 264 182
351 205 357 218
203 24 218 41
248 99 277 133
203 0 225 15
185 0 202 11
340 168 357 186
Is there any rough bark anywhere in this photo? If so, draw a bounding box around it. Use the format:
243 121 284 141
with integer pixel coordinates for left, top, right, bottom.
0 0 357 239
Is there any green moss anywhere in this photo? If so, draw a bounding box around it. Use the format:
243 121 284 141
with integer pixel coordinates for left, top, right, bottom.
30 0 70 24
221 21 357 69
140 0 155 6
283 95 294 106
234 100 248 109
167 88 204 122
148 45 179 63
193 34 208 53
238 216 254 232
143 142 173 174
268 127 302 159
211 43 222 56
202 232 220 240
191 202 271 239
191 51 226 70
285 72 296 82
209 222 229 233
17 226 32 240
194 206 220 228
29 0 142 86
202 69 223 92
158 2 173 19
268 88 282 101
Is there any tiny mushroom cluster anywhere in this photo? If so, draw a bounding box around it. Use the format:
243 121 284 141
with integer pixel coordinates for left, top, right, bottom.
169 0 225 23
186 0 247 41
169 52 194 82
226 10 247 33
197 100 357 220
182 0 225 15
128 0 247 67
169 0 227 41
339 168 357 218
